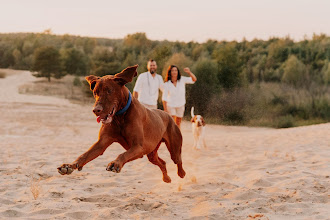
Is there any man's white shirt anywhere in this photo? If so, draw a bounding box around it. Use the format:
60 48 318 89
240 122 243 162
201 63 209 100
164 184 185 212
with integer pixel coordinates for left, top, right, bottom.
133 72 164 106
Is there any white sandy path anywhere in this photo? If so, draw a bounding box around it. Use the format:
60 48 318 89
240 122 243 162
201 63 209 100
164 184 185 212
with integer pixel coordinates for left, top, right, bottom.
0 70 329 220
0 70 73 106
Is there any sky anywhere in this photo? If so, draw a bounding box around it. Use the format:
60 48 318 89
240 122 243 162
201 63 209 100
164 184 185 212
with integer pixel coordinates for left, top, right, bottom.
1 0 330 43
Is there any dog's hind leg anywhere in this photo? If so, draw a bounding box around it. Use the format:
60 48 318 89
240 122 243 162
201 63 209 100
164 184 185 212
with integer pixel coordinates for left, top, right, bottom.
163 124 186 179
147 142 171 183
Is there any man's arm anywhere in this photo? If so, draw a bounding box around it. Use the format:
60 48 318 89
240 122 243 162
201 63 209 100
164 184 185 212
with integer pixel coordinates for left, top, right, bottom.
162 82 168 112
133 74 142 99
159 75 164 92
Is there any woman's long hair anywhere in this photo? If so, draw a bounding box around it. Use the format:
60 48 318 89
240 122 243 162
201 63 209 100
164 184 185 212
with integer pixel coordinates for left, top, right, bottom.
165 65 181 82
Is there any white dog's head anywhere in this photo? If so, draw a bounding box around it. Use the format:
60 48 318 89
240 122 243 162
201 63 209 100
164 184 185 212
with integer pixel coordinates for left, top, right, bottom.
190 107 205 127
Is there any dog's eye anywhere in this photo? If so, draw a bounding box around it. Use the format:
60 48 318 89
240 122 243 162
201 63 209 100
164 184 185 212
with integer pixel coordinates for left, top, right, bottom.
107 89 111 94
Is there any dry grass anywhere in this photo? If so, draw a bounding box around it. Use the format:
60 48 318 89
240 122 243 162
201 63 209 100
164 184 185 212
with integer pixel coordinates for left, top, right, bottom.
18 75 93 105
204 82 330 128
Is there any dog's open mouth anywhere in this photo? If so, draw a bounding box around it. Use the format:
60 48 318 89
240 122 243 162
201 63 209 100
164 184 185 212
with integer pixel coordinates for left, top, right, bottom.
96 107 116 124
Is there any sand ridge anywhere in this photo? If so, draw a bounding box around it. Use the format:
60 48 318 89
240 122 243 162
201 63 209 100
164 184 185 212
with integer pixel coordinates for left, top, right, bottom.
0 70 329 219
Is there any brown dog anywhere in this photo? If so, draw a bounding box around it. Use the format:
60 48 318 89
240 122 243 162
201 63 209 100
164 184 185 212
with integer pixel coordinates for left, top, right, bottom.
57 65 185 183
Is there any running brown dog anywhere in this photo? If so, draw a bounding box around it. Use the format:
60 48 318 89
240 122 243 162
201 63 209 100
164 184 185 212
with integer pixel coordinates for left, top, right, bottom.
57 65 185 183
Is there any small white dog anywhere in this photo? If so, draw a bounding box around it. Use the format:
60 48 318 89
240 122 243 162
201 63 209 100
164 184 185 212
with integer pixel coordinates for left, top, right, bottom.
190 107 207 150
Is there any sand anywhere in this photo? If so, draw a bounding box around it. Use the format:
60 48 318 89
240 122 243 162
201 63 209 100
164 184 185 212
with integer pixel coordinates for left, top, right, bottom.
0 70 329 220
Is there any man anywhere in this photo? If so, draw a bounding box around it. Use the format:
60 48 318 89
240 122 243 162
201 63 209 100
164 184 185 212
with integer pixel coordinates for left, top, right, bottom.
133 59 164 109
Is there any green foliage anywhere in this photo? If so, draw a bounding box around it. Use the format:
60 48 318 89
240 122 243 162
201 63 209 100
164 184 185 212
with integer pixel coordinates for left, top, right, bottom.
270 94 288 106
73 76 82 87
186 59 219 116
312 99 330 119
321 60 330 84
61 48 89 75
276 115 295 128
282 55 306 86
32 46 63 81
148 43 172 73
124 32 151 53
162 53 193 77
214 44 242 89
93 61 122 76
206 88 251 125
1 32 330 128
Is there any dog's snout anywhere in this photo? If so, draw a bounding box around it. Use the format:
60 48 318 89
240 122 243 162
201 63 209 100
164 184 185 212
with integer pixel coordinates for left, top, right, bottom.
93 106 103 115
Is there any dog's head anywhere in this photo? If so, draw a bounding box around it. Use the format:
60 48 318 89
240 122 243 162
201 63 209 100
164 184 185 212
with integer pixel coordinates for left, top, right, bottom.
85 65 138 124
191 115 205 127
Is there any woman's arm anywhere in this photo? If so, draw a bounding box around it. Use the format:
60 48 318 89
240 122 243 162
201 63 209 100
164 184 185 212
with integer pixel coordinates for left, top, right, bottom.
162 101 168 113
183 67 197 82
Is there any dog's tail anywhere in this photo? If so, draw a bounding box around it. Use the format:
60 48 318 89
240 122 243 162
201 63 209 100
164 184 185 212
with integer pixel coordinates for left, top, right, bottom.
191 107 195 118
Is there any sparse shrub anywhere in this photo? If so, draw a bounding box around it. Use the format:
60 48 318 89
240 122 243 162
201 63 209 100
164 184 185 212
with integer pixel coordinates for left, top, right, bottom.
207 89 251 124
276 115 294 128
224 111 245 123
314 99 330 119
283 105 309 120
73 76 82 87
270 94 288 105
82 80 93 96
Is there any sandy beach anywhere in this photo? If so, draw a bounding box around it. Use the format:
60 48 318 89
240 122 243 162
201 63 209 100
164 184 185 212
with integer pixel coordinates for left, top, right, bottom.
0 70 329 220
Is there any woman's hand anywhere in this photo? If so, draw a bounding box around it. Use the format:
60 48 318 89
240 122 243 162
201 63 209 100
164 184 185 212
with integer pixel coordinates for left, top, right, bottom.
184 67 197 82
183 67 191 74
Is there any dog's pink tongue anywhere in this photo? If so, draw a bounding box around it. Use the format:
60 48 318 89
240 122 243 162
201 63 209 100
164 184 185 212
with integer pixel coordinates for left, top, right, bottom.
96 116 101 123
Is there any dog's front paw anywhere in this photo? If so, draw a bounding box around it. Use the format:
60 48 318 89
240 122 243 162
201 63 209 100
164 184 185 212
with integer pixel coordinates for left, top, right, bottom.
57 164 77 175
106 161 122 173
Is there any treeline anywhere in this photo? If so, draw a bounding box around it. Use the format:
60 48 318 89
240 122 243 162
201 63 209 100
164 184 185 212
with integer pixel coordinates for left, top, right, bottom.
1 32 330 127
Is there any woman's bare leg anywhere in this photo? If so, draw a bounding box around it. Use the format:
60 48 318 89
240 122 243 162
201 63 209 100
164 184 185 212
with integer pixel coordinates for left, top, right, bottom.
175 117 182 129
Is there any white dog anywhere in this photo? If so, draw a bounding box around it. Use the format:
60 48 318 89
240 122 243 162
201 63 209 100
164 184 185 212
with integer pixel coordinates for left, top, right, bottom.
190 107 207 150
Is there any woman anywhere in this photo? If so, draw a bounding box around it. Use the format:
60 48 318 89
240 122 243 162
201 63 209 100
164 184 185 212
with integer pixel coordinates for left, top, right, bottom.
162 65 197 129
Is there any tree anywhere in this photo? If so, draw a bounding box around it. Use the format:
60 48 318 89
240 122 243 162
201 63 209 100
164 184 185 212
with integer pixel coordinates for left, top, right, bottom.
321 60 330 85
214 44 242 89
61 48 88 75
162 53 193 78
186 59 219 116
32 46 63 82
148 43 172 73
281 55 306 86
123 32 151 53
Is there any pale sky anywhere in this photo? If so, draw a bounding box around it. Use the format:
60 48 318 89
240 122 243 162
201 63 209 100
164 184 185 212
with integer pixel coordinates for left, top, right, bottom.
1 0 329 42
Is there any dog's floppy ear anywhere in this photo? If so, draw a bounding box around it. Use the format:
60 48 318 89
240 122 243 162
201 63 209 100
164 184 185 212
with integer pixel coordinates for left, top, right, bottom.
85 75 100 91
114 65 138 86
201 117 206 126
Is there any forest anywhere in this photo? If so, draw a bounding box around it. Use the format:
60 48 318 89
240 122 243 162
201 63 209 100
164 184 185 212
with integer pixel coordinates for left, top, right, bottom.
1 32 330 127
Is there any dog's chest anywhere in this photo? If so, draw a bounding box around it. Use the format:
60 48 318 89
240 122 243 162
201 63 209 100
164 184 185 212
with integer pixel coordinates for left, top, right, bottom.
192 124 204 136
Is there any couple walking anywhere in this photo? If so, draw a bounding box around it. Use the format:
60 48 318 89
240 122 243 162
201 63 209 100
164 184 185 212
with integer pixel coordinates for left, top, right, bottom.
133 59 197 129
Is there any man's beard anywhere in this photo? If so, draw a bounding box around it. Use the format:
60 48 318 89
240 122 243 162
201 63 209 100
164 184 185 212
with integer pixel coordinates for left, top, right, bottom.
150 70 155 74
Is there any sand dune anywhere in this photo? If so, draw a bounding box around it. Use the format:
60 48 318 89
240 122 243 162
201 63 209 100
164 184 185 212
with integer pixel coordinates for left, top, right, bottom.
0 70 329 219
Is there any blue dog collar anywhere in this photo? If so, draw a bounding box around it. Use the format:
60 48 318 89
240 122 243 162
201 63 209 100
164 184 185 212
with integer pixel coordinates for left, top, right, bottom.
115 91 132 115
